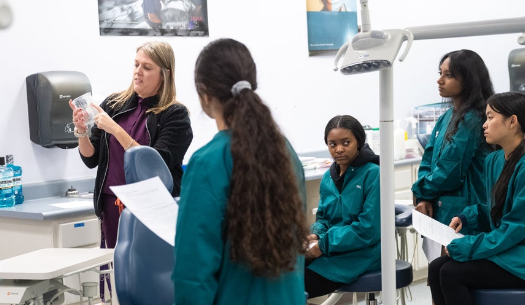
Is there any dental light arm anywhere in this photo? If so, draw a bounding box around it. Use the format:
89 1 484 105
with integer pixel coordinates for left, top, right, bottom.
0 0 12 30
406 16 525 44
360 0 371 33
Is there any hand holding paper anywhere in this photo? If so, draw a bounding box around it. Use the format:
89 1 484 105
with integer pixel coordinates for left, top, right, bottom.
412 209 464 246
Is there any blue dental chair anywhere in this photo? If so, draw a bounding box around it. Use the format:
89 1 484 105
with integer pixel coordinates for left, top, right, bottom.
114 146 176 305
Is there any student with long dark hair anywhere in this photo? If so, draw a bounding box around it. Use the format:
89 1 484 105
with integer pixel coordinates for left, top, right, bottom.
172 38 309 304
305 115 381 298
428 92 525 305
412 49 495 235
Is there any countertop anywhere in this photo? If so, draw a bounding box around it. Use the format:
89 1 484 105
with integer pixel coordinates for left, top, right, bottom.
0 157 422 220
0 195 94 221
0 177 96 221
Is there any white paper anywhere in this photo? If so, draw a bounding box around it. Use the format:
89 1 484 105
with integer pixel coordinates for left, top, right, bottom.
110 177 178 247
422 237 443 263
51 201 93 209
412 209 464 246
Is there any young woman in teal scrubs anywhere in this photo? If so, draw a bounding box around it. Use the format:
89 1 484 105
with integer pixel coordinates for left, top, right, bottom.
305 115 381 298
172 38 309 305
412 50 495 235
428 92 525 305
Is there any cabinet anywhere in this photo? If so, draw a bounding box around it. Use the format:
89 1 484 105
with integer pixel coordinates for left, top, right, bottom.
0 197 102 305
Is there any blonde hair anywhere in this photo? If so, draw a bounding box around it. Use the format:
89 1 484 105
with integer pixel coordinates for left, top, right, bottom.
108 41 179 114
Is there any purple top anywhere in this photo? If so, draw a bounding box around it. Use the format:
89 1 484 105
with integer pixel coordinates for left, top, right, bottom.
102 97 150 195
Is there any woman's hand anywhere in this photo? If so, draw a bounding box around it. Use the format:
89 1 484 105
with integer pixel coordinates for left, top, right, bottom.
305 240 322 258
91 103 120 135
307 234 319 241
415 200 433 218
449 216 463 233
69 100 88 133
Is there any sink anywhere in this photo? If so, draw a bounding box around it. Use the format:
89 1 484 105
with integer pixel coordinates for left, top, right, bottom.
61 193 94 199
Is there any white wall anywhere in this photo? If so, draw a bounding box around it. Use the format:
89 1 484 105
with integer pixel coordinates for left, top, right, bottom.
0 0 524 184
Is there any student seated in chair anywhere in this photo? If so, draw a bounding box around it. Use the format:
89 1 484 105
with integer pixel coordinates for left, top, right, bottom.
305 115 381 298
429 92 525 305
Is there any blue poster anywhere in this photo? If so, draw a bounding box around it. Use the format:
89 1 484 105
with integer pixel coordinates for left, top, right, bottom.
306 0 358 55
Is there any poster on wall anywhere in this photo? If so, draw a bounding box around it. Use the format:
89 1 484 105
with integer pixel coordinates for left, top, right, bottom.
306 0 358 56
98 0 208 36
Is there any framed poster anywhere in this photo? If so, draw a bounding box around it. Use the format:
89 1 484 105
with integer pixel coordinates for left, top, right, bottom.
306 0 358 55
98 0 208 36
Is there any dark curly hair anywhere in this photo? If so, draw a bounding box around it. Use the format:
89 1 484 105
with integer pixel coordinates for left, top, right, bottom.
194 38 309 277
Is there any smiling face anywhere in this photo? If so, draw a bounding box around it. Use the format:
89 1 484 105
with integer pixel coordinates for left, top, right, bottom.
133 49 163 98
437 57 463 105
326 128 359 174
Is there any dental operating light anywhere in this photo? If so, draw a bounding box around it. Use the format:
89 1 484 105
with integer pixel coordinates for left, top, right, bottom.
333 29 413 75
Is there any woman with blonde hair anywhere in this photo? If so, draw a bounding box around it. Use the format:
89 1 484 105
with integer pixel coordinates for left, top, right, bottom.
70 41 193 250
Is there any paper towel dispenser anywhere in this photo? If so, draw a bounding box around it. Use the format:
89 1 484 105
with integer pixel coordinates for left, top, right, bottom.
26 71 91 149
509 48 525 92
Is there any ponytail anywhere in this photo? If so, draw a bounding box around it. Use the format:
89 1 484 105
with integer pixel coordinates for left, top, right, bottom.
224 89 308 277
195 38 308 277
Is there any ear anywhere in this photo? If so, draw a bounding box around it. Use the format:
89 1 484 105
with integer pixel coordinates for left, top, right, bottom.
201 92 214 107
509 115 519 129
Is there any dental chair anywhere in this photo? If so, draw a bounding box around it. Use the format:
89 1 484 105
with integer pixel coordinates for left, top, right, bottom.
114 146 175 305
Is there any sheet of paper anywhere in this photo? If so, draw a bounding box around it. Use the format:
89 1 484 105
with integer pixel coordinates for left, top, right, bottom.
422 236 443 263
412 209 464 246
110 177 178 247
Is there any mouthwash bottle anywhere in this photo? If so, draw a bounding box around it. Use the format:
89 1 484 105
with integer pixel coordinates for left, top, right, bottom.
6 155 24 204
0 157 15 208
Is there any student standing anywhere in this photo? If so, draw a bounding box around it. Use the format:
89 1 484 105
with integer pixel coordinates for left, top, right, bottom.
412 49 494 236
172 38 309 305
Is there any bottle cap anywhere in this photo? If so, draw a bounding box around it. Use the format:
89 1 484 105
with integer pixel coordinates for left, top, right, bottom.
0 157 5 166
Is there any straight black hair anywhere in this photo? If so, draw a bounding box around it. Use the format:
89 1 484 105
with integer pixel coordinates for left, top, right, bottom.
488 92 525 226
440 50 494 142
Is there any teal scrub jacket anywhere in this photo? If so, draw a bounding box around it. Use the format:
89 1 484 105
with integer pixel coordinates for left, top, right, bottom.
309 162 381 284
172 130 307 305
448 150 525 281
411 108 489 232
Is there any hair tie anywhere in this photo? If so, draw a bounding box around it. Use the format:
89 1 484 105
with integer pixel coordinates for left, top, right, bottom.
231 80 252 96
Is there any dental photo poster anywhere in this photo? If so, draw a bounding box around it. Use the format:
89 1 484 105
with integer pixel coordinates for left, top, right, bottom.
306 0 358 55
98 0 208 37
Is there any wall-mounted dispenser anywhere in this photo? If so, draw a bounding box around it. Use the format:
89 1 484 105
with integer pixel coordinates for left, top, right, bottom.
509 48 525 92
26 71 91 149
